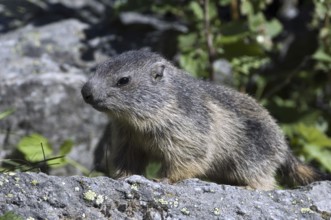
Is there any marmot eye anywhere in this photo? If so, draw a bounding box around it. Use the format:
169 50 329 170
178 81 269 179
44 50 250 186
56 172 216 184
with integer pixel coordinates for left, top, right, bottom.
116 77 130 86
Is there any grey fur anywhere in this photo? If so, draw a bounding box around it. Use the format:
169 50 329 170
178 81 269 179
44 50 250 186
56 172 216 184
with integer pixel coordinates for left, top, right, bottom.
81 50 330 190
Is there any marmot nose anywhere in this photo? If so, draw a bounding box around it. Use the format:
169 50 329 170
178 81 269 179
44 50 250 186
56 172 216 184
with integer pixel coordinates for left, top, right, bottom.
81 82 94 103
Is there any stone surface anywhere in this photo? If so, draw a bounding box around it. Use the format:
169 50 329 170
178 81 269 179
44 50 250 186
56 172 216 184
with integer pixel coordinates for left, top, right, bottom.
0 0 45 32
0 19 88 76
119 12 188 33
0 172 330 220
0 19 107 175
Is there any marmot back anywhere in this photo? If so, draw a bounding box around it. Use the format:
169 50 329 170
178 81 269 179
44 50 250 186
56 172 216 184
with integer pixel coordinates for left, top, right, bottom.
81 50 331 190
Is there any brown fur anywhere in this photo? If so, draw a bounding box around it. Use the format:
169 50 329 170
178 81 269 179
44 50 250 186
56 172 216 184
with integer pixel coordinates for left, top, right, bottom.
81 50 331 190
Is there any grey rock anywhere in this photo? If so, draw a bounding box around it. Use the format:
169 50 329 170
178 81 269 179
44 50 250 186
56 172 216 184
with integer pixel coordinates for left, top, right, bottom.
279 0 299 19
87 11 186 60
0 0 111 32
45 0 114 24
0 73 107 173
0 172 330 220
0 19 107 175
213 59 233 86
47 0 101 9
0 19 89 76
0 0 46 32
306 182 331 215
119 12 188 33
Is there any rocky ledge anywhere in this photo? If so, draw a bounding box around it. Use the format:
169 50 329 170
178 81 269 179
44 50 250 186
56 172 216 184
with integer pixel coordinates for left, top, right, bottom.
0 172 330 220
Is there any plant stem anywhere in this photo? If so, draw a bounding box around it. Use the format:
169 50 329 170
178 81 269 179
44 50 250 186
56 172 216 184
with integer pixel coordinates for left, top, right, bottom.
201 0 216 81
231 0 239 20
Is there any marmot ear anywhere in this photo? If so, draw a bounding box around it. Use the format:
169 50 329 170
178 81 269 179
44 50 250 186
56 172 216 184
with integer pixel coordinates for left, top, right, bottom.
151 63 165 82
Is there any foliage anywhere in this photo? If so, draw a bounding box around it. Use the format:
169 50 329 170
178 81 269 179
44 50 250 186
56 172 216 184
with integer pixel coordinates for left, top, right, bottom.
115 0 331 172
1 133 91 175
311 0 331 72
17 134 53 163
0 109 14 120
0 108 92 174
283 123 331 172
16 133 74 168
0 212 23 220
146 162 162 179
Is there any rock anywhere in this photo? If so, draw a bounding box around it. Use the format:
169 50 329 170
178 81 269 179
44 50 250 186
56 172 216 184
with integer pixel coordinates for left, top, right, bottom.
44 0 112 25
0 72 107 174
0 0 111 32
47 0 103 9
85 12 186 61
306 182 331 216
119 12 188 33
0 19 89 76
0 172 330 220
213 59 233 86
0 0 46 32
0 19 107 175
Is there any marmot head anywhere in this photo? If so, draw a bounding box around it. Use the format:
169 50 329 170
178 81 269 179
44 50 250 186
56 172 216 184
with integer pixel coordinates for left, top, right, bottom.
81 50 173 118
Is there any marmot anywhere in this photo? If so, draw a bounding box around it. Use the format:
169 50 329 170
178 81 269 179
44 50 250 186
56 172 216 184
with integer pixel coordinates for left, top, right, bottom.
81 50 331 190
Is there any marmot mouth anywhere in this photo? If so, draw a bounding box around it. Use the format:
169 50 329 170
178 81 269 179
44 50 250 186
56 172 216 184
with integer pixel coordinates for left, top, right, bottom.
91 104 109 112
89 100 109 112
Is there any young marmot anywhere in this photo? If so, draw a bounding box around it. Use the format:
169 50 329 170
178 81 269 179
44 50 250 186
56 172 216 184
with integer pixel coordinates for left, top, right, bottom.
81 50 330 190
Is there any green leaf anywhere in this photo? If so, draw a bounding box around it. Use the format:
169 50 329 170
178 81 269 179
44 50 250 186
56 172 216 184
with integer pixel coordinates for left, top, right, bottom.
312 49 331 62
189 1 203 20
296 124 331 148
265 19 283 38
304 145 331 172
218 33 247 44
0 109 14 120
59 140 74 155
179 50 208 78
0 211 23 220
146 162 161 178
315 2 327 19
179 54 200 77
220 21 249 36
17 134 53 162
240 0 253 15
44 140 73 167
248 13 265 32
208 1 218 20
273 97 296 108
222 40 264 58
231 56 268 75
178 33 197 52
219 0 231 6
